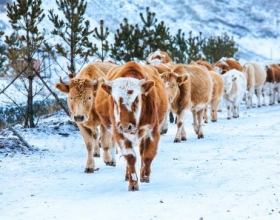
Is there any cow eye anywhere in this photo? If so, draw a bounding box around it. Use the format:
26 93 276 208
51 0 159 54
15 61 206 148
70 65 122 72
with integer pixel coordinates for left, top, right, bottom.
88 96 91 100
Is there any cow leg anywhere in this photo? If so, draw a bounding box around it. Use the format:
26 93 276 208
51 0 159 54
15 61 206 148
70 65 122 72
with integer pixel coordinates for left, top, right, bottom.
139 133 159 183
276 83 280 103
246 88 253 108
174 109 187 142
211 99 219 122
255 86 263 107
233 101 239 118
227 105 232 119
120 140 139 191
160 111 169 135
100 125 116 166
122 146 139 191
77 124 98 173
196 109 204 139
261 85 266 106
203 105 209 123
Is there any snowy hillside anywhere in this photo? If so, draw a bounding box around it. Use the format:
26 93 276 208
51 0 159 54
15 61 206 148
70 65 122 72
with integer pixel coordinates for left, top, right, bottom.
1 0 280 62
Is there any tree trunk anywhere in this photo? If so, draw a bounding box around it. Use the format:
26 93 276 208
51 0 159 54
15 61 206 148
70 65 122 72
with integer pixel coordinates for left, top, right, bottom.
25 76 35 128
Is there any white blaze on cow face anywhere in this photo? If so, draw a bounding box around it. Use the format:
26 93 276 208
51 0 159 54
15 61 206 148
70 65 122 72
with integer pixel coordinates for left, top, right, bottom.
147 49 166 65
104 77 146 134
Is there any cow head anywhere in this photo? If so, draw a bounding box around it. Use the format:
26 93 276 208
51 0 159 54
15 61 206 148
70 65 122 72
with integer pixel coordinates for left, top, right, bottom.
146 49 172 65
223 74 237 94
55 77 99 123
101 77 154 134
160 71 189 103
214 60 230 74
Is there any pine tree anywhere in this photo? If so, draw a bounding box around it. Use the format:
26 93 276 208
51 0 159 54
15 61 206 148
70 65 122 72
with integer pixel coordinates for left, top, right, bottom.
48 0 97 74
140 7 173 59
202 33 238 63
110 18 144 62
5 0 45 128
186 31 204 63
0 31 7 76
171 29 187 63
93 20 110 61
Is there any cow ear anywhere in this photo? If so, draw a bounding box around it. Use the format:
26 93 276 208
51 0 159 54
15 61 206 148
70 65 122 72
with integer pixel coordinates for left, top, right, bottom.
101 83 112 95
55 82 70 93
141 80 155 94
177 74 188 86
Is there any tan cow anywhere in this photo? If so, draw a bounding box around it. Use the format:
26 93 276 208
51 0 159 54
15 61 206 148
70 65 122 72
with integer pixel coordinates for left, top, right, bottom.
95 61 168 191
189 61 224 123
195 60 215 71
55 62 118 173
204 70 224 123
160 63 213 142
242 62 266 108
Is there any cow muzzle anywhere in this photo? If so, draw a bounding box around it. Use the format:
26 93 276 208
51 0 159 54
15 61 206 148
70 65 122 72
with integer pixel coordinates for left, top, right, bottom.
73 114 88 123
117 123 137 134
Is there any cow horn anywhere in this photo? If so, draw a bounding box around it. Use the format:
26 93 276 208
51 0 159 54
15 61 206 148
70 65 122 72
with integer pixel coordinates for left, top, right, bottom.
139 77 147 85
60 76 70 85
161 63 172 71
103 79 114 87
91 79 98 85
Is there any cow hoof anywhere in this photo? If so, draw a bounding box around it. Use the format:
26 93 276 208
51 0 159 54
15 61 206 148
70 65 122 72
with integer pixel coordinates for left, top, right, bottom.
160 128 168 135
105 161 116 167
84 167 99 173
211 119 217 122
174 139 181 143
93 153 100 157
128 184 139 191
140 176 150 183
227 117 231 120
198 135 204 139
181 137 187 141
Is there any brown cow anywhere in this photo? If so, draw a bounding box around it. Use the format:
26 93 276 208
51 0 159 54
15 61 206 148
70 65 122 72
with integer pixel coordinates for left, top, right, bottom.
265 64 280 105
160 63 213 142
95 61 168 191
55 62 118 173
214 57 242 74
146 49 173 65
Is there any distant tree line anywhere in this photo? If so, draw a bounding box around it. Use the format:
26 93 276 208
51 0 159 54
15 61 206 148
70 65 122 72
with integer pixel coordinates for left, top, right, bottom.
0 0 238 128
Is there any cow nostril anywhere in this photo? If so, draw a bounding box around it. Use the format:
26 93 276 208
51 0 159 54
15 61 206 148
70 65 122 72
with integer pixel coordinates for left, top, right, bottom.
74 115 84 122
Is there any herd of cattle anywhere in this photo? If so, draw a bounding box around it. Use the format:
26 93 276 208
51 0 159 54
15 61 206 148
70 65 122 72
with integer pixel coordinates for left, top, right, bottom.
55 49 280 191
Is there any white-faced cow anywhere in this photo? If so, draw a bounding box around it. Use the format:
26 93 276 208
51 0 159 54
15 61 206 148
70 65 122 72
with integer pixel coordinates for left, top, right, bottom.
55 62 118 173
222 69 247 119
146 49 173 66
95 61 168 191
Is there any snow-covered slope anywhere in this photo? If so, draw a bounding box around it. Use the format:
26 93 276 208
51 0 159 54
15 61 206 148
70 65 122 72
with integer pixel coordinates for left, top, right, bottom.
1 0 280 63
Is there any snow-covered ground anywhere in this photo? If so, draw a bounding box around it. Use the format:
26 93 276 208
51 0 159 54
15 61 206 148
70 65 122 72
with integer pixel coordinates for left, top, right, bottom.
1 98 280 220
